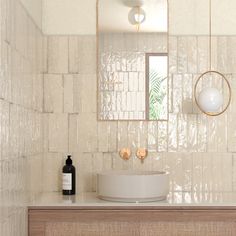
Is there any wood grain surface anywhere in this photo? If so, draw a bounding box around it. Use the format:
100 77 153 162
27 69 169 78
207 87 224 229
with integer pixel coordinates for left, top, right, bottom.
28 207 236 236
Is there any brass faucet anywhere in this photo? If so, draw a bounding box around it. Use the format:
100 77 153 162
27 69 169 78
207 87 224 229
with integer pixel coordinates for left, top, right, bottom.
136 148 148 163
119 148 131 161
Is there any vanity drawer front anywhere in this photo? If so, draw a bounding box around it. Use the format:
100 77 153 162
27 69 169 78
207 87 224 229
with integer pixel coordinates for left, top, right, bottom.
28 208 236 236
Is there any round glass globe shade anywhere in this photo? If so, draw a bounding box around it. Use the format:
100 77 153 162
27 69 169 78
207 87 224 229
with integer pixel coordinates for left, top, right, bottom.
128 7 146 25
198 87 223 113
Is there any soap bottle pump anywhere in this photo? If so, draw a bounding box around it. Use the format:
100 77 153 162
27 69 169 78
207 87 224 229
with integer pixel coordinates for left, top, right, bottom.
62 155 76 195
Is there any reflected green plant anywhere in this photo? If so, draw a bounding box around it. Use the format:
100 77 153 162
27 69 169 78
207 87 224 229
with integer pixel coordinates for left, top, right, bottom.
149 71 167 120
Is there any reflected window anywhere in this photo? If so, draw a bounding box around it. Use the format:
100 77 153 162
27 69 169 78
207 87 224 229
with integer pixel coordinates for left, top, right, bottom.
146 53 168 120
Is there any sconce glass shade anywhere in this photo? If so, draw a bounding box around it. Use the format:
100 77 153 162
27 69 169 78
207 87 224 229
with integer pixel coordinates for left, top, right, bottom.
197 87 223 113
128 7 146 25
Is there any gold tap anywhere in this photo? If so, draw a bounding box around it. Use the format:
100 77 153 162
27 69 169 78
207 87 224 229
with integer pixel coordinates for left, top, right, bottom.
136 148 148 163
119 148 131 161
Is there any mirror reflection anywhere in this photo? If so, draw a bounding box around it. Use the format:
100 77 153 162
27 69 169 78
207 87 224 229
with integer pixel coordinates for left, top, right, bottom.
97 0 168 120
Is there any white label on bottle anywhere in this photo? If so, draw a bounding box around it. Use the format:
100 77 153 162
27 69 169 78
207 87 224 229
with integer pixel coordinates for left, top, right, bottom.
63 173 72 190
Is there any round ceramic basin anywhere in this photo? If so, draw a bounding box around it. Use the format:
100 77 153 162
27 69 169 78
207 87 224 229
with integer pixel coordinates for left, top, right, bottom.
97 170 169 202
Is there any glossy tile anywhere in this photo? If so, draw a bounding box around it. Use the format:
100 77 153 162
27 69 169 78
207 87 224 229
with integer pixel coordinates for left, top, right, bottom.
48 36 68 74
41 35 236 200
0 1 44 233
69 36 79 73
44 74 63 113
49 114 68 152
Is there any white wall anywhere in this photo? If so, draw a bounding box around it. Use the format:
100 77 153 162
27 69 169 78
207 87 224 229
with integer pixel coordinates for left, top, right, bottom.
213 0 236 35
169 0 236 35
169 0 209 35
20 0 42 29
42 0 96 35
42 0 236 35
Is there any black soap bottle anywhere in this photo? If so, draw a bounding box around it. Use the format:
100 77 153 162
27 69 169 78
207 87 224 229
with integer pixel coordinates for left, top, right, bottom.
62 155 76 195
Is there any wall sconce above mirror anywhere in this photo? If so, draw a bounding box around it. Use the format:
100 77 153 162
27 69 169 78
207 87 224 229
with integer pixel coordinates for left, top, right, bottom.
97 0 168 121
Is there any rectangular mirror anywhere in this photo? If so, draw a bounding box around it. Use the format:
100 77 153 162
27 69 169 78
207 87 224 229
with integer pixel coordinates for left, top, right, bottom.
97 0 168 121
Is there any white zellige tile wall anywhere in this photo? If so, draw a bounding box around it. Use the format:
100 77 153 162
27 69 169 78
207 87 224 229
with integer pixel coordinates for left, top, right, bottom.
43 35 236 195
0 0 44 235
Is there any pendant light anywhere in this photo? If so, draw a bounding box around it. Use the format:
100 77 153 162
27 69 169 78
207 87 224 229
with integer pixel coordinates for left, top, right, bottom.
194 0 231 116
128 6 146 32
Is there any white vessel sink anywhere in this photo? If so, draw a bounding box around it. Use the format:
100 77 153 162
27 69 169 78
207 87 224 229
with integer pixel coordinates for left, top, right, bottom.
97 170 169 203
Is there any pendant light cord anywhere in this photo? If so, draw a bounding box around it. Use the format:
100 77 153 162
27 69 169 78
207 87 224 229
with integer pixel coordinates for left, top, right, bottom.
209 0 212 70
136 6 141 32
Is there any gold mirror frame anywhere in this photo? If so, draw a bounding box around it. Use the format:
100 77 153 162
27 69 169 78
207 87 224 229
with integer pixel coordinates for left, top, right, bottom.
96 0 169 121
194 70 231 116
